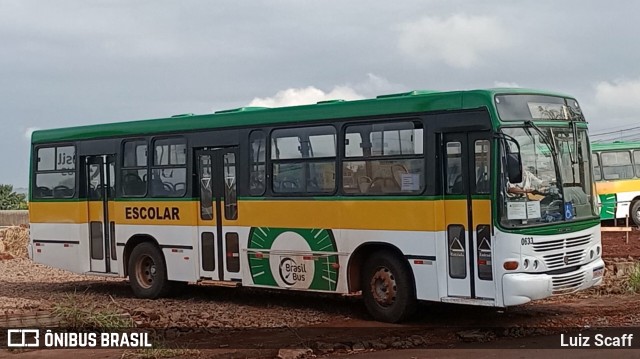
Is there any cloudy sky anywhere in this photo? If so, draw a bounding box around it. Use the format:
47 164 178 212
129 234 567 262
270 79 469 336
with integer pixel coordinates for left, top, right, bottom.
2 0 640 187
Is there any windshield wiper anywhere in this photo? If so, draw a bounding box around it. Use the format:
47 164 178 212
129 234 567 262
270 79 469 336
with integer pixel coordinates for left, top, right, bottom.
524 121 565 199
524 121 557 159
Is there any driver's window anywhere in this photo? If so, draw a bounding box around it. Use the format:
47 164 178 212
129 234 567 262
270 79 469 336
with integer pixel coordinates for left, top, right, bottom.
446 141 463 194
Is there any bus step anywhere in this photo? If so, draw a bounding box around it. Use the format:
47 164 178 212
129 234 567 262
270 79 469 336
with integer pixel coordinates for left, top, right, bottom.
440 297 495 307
342 291 362 297
199 280 242 288
84 272 121 278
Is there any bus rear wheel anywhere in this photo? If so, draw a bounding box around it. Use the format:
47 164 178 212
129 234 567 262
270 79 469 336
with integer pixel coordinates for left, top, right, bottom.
128 242 171 299
361 251 416 323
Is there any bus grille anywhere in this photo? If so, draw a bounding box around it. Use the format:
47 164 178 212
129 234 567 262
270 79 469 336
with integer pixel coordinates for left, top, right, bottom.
552 272 585 295
532 234 591 252
543 250 586 269
532 234 591 269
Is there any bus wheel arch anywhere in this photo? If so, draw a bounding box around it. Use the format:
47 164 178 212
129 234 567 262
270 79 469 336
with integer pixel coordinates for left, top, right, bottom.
348 243 417 322
123 235 172 299
122 234 160 277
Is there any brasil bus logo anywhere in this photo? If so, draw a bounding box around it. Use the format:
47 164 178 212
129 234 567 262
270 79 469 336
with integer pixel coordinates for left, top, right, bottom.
248 227 339 291
278 257 308 285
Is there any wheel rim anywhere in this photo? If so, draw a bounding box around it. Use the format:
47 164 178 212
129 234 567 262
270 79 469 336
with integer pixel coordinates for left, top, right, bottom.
369 266 397 307
134 254 156 289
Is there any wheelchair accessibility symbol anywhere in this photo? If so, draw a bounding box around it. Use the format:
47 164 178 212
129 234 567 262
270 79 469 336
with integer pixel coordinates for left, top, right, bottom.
564 202 574 220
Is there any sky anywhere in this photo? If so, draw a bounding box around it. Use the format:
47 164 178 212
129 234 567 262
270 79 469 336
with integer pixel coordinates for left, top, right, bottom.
2 0 640 187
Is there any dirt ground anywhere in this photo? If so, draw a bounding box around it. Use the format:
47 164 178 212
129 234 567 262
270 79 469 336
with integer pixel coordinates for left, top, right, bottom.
0 226 639 358
601 227 640 258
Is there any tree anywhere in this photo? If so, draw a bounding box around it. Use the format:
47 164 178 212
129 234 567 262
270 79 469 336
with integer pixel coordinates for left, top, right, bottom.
0 185 27 210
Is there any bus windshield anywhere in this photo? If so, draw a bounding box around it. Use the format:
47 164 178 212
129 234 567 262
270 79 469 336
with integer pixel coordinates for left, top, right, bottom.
501 126 597 227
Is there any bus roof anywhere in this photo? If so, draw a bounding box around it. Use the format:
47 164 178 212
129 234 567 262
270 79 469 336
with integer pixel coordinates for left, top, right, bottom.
591 141 640 151
31 87 573 144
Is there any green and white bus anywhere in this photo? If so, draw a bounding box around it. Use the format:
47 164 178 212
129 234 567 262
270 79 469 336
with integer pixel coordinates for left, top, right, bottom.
29 88 603 323
592 141 640 226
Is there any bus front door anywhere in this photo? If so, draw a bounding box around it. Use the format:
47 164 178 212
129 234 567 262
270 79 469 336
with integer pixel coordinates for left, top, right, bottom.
85 155 117 274
196 148 241 282
442 132 494 300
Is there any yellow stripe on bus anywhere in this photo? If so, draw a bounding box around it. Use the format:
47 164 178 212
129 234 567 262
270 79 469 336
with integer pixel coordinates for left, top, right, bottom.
29 201 89 223
30 199 492 232
596 179 640 195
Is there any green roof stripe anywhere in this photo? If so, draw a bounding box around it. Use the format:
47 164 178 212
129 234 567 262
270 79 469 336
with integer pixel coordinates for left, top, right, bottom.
591 141 640 151
31 88 572 144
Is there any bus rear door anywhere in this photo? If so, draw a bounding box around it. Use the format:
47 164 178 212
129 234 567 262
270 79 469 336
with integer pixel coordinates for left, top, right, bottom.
196 147 241 282
85 155 118 274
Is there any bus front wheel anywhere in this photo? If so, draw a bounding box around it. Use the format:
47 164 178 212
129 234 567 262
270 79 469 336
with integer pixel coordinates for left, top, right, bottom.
361 251 416 323
631 201 640 227
128 242 171 299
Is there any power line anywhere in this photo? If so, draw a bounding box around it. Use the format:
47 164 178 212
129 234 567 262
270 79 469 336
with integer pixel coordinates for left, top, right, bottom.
594 130 640 142
590 125 640 137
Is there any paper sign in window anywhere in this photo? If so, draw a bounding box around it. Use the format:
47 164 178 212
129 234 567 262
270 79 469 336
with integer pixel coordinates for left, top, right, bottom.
526 201 541 219
401 173 420 191
507 202 527 220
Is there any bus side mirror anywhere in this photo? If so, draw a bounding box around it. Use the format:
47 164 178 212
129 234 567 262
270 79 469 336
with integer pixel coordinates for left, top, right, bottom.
507 153 523 184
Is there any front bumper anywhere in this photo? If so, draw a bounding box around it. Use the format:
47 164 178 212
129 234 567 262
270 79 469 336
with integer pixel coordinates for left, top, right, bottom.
502 258 605 306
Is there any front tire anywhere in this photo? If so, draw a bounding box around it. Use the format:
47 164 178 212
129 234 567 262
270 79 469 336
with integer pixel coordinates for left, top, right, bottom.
631 201 640 227
361 251 416 323
128 242 171 298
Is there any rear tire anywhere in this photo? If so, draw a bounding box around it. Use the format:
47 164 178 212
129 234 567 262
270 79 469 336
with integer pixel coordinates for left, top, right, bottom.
631 201 640 227
128 242 171 298
361 251 417 323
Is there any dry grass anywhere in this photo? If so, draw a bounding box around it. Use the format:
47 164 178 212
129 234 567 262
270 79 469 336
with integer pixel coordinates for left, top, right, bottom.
0 226 29 259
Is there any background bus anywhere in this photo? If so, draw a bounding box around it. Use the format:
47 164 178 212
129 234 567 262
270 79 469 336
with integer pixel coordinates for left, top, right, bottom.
592 141 640 226
29 88 604 323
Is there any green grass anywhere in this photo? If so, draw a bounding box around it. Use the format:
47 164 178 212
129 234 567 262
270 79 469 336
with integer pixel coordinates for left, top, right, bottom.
51 293 132 330
628 263 640 293
121 342 200 359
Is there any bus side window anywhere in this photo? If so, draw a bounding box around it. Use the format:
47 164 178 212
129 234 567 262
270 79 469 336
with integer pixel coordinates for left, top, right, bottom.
633 150 640 178
122 140 148 197
249 130 266 195
446 142 463 194
224 152 237 220
342 121 424 195
592 153 602 181
151 138 187 197
271 126 336 194
34 146 76 199
601 151 633 180
474 140 490 194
